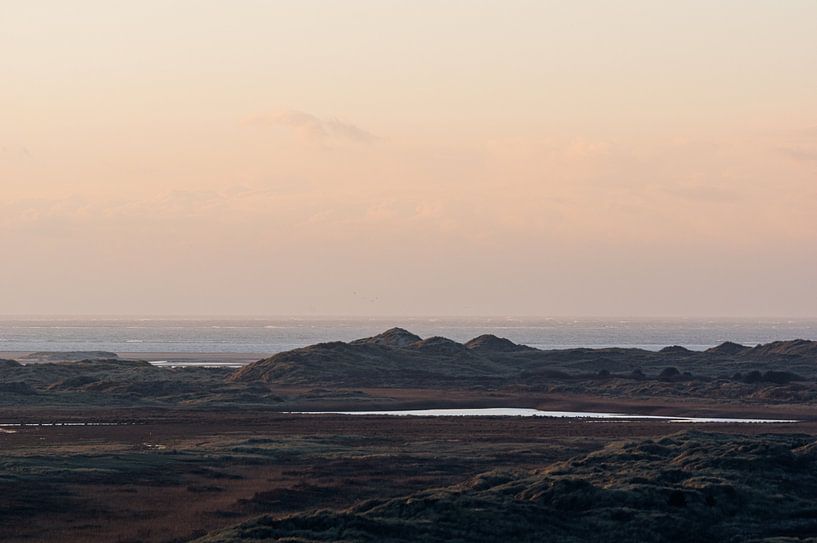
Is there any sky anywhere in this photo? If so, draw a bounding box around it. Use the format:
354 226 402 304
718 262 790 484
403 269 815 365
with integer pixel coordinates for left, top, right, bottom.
1 1 816 317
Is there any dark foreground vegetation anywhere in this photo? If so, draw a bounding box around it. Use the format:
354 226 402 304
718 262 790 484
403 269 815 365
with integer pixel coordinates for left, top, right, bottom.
2 413 817 543
204 431 817 543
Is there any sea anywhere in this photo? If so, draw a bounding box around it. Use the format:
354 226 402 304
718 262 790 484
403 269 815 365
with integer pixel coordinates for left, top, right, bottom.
1 316 816 355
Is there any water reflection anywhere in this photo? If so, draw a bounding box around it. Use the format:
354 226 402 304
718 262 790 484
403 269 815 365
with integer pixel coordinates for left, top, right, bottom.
291 407 797 423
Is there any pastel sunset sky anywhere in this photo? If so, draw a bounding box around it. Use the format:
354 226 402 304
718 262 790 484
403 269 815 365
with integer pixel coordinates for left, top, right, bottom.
2 1 816 316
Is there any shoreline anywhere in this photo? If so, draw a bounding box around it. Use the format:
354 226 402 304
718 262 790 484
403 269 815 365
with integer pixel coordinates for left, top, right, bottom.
0 351 267 366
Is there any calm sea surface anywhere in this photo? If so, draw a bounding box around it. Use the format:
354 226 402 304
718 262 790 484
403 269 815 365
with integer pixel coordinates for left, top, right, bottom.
1 317 816 354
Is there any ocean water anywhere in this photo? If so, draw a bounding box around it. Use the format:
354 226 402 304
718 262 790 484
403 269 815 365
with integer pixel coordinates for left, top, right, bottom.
0 316 816 354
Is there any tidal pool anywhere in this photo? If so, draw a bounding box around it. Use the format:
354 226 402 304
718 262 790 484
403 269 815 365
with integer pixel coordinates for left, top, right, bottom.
290 407 797 423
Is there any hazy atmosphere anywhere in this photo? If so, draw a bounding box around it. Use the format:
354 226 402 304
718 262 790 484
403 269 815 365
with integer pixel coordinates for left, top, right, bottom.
5 5 817 543
2 1 816 316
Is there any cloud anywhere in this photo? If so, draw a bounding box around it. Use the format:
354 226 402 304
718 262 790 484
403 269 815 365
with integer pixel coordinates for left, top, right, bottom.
0 144 32 158
244 110 378 144
779 146 817 163
663 184 741 204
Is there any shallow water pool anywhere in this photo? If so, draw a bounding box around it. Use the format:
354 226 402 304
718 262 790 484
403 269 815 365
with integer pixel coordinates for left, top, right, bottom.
290 407 797 423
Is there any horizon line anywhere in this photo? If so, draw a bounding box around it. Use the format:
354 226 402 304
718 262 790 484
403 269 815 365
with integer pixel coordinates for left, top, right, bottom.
2 314 817 321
